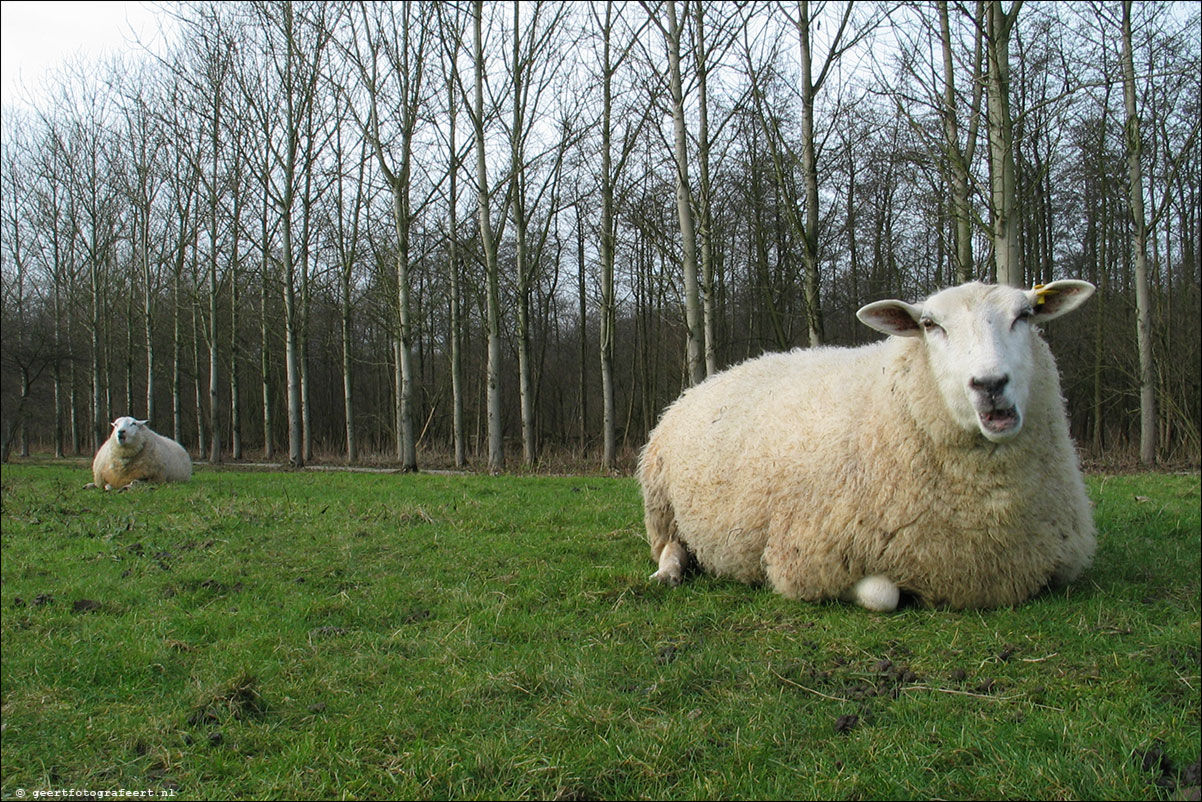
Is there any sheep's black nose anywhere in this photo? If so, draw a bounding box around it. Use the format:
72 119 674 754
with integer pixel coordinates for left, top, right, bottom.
970 375 1009 397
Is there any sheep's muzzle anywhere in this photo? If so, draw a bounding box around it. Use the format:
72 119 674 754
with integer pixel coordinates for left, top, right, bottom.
979 406 1020 436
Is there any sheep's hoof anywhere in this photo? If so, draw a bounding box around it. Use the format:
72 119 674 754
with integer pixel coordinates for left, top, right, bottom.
84 482 97 490
650 541 690 587
650 569 684 587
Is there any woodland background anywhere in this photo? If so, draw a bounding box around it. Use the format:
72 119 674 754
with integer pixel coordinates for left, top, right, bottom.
1 0 1199 471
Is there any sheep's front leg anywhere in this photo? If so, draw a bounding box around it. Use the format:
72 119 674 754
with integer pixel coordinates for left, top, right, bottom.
650 540 690 587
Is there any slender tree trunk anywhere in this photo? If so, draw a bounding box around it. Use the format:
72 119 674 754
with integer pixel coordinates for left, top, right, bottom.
172 256 183 445
231 261 241 460
985 0 1023 286
694 2 717 376
797 0 825 344
208 87 223 464
53 261 65 457
300 179 314 465
208 235 222 463
337 126 359 466
1121 0 1156 465
1092 188 1108 454
125 283 135 413
334 126 360 464
940 0 980 283
276 2 305 470
282 130 302 467
340 264 357 463
449 254 465 469
260 213 274 461
447 71 466 468
576 210 588 456
844 129 862 339
193 300 207 460
142 212 156 425
283 215 303 468
665 0 704 386
599 1 619 469
514 202 537 466
90 237 104 451
393 186 418 471
511 10 537 467
70 347 81 454
474 0 505 472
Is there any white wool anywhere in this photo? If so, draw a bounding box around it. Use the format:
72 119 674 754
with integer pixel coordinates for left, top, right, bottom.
88 417 192 491
639 281 1097 611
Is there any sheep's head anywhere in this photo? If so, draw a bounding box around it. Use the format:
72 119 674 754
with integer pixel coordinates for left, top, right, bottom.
856 281 1094 443
110 417 149 448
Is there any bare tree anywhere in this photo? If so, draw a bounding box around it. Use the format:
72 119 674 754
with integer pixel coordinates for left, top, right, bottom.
202 18 234 463
2 0 1199 468
590 1 652 470
0 115 56 461
469 0 510 472
237 1 334 468
693 1 719 375
940 1 985 283
985 0 1022 286
49 67 123 451
337 0 434 471
158 76 202 449
329 112 369 464
740 1 880 345
112 63 170 425
505 0 576 466
789 1 879 342
1121 1 1161 464
892 1 985 284
436 1 469 469
662 0 705 385
25 111 81 456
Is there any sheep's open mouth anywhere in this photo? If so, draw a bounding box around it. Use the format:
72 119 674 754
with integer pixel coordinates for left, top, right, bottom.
979 407 1019 434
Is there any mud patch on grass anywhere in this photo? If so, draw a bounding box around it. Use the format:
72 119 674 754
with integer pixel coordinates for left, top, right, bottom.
71 598 103 613
187 671 268 727
1133 741 1202 799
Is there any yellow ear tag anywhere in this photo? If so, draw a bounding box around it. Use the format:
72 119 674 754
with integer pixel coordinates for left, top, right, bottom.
1032 284 1057 307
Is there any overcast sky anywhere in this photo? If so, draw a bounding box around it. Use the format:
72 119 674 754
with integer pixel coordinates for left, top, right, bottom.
1 0 168 110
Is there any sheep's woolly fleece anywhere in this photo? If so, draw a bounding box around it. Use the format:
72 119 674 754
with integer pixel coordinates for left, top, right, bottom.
89 417 192 491
638 281 1096 610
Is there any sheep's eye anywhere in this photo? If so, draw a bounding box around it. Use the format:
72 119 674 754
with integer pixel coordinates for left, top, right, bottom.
1014 308 1034 327
920 317 943 334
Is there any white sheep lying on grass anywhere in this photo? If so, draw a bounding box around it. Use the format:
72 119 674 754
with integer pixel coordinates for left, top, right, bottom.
86 417 192 491
638 280 1097 611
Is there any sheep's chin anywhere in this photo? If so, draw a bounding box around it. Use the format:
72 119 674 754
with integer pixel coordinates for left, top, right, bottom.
977 407 1022 442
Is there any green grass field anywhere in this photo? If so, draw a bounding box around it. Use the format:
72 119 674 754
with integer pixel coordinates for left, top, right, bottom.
1 463 1198 801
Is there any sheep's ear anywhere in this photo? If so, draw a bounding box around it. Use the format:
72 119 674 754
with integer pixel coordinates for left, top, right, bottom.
137 419 149 426
857 300 924 338
1029 280 1094 321
111 419 122 428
